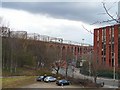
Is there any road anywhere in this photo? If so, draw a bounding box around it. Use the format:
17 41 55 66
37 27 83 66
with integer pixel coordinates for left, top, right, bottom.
57 66 119 88
22 82 83 88
74 68 119 88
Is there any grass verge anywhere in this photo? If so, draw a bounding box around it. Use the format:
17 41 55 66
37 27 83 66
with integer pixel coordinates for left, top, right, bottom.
2 76 36 88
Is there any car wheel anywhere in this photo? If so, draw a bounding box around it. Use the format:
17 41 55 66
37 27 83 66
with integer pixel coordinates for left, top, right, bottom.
61 83 64 86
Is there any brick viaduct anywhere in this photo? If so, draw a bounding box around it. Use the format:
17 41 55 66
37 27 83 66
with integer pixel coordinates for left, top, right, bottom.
47 41 93 62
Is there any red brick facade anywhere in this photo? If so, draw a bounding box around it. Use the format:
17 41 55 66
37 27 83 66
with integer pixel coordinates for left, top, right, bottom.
94 24 120 69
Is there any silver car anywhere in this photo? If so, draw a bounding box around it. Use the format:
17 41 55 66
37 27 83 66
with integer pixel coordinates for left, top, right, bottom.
44 76 56 82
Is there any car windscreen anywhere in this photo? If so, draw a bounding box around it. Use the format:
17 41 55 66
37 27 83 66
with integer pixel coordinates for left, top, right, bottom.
40 76 44 78
59 80 66 82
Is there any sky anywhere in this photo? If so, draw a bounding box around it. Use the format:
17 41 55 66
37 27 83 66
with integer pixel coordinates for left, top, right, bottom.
0 0 119 45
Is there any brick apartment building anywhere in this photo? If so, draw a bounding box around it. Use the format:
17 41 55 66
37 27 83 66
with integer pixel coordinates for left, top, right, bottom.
94 24 120 69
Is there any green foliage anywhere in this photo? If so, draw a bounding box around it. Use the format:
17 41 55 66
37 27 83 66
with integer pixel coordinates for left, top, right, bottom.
97 70 113 78
97 70 120 79
79 60 120 80
3 67 53 76
2 76 36 88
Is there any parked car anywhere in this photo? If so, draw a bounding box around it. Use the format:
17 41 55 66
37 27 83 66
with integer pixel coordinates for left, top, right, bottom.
95 82 104 87
44 76 56 82
36 76 46 81
56 79 71 86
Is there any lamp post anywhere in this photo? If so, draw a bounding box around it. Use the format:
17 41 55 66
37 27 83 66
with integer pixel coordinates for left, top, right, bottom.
79 39 84 74
89 60 91 77
80 39 84 71
113 53 115 80
112 52 116 87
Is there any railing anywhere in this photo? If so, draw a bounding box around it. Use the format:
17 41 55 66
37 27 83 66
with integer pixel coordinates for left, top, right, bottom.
0 27 92 46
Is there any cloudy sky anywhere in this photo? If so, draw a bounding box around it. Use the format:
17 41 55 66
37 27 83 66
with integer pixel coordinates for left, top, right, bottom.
0 0 119 45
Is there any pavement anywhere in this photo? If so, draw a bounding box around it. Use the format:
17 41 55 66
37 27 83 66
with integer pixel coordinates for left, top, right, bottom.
103 85 118 88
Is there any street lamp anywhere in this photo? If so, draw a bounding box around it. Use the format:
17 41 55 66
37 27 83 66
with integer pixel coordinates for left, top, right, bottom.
111 52 116 87
113 53 115 80
79 39 84 73
111 52 116 80
82 39 84 46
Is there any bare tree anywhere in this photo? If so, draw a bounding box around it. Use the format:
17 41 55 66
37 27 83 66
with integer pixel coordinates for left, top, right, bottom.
91 2 120 25
52 60 63 75
65 47 74 78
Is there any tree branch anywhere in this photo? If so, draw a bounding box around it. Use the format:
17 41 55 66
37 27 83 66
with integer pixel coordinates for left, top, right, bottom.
82 25 93 35
102 2 119 23
91 19 115 25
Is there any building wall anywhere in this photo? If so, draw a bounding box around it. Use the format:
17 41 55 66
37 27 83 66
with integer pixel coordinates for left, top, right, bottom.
118 26 120 68
94 24 120 69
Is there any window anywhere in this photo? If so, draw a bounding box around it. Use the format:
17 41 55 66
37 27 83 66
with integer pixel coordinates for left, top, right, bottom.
97 30 99 36
102 51 103 55
111 37 114 43
104 36 106 42
109 28 111 35
97 36 99 41
104 47 106 55
104 28 106 36
112 52 114 56
112 27 114 37
109 28 111 42
102 28 106 42
102 29 104 36
104 28 106 41
112 44 114 52
102 36 104 41
97 30 99 41
78 48 80 53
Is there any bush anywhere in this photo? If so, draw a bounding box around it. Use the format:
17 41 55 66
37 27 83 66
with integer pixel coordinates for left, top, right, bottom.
2 67 53 76
97 70 120 79
80 68 120 79
97 70 113 78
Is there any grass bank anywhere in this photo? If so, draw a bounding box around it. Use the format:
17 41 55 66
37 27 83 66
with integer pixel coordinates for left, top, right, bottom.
3 67 52 76
2 76 36 88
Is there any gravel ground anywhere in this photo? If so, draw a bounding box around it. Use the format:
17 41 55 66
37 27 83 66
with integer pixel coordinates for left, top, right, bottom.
22 81 83 88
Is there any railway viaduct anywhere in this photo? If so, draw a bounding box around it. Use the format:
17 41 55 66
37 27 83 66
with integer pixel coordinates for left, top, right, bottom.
1 27 93 66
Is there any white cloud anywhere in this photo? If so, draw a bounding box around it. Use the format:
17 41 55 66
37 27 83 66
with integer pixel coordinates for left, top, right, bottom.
0 8 96 44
